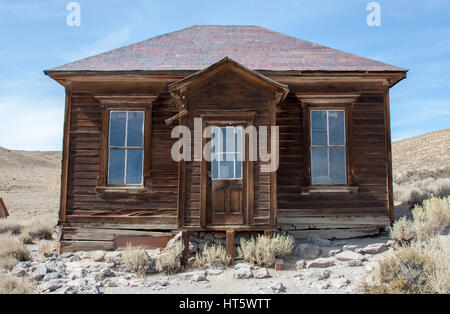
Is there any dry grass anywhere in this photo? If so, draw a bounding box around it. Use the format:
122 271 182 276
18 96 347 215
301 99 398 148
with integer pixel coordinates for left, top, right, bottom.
394 177 450 206
22 221 54 241
364 244 435 294
412 197 450 242
0 233 31 269
155 242 183 274
121 245 152 275
367 196 449 294
0 220 23 235
237 233 295 267
37 240 55 259
0 275 36 294
194 244 231 268
390 197 450 245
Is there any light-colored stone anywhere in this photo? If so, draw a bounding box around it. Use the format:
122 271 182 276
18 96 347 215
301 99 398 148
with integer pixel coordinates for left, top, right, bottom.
307 235 332 247
31 264 48 281
178 270 207 280
329 249 341 256
333 277 350 289
293 243 321 259
335 251 364 262
43 272 60 281
307 257 335 268
307 269 331 280
295 260 306 269
191 272 207 282
207 269 224 276
253 267 271 279
91 250 105 262
358 243 388 254
234 263 254 270
343 244 358 251
234 268 253 279
347 259 364 267
269 282 286 293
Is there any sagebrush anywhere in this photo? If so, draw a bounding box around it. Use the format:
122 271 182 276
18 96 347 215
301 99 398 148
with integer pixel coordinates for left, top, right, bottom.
0 233 31 269
0 275 36 294
237 234 294 267
194 244 231 268
155 242 183 274
121 245 152 275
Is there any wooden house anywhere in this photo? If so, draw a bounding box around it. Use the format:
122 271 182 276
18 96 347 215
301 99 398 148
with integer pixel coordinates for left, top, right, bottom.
45 25 407 255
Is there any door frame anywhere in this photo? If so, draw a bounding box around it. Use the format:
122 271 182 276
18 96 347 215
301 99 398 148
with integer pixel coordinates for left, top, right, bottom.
199 110 256 227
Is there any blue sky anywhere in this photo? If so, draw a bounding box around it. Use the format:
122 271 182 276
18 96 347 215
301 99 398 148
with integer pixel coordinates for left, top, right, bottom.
0 0 449 151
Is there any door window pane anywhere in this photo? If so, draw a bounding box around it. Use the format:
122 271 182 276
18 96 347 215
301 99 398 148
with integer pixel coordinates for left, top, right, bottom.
211 127 243 180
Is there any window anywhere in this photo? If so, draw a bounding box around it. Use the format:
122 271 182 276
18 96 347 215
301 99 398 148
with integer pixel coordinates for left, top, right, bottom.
108 111 144 185
310 110 346 185
211 127 243 180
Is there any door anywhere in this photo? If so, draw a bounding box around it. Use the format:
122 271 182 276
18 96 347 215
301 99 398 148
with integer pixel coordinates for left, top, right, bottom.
207 125 245 225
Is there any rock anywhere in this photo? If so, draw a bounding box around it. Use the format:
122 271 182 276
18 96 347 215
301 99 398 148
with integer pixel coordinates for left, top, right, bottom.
189 242 198 253
335 251 364 262
207 269 224 276
234 263 254 270
105 251 122 264
165 231 182 251
210 262 225 270
343 244 358 251
347 259 364 267
91 251 105 262
234 268 253 279
54 286 76 294
307 235 332 247
204 233 215 242
43 272 60 282
32 265 48 281
328 249 341 257
191 272 207 282
117 278 130 286
358 243 388 254
307 257 335 268
269 282 286 294
253 267 271 279
307 269 331 280
101 267 115 277
40 282 62 292
333 278 350 289
295 260 306 269
213 232 226 239
60 252 74 259
178 270 207 280
319 282 331 289
12 267 27 277
103 278 118 288
293 243 321 259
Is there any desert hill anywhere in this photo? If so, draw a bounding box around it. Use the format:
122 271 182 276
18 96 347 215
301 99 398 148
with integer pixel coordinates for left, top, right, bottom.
392 128 450 178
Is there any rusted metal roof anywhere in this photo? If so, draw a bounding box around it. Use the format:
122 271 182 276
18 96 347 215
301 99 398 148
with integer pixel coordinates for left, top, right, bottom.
47 25 406 72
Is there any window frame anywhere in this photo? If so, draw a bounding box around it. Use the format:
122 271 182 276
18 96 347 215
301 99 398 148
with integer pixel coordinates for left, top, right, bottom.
310 109 347 185
107 110 145 186
301 103 356 191
96 104 152 193
211 126 244 181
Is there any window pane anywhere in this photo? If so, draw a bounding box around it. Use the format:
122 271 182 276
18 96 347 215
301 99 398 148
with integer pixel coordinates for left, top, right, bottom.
311 111 327 146
126 149 143 185
329 111 345 146
329 148 346 184
235 153 242 179
235 127 242 153
212 154 219 179
108 149 125 184
219 160 234 179
212 128 219 154
109 112 126 147
127 112 144 147
311 148 328 184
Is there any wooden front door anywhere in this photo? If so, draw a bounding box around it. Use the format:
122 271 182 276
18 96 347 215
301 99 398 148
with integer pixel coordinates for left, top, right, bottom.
207 125 245 225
